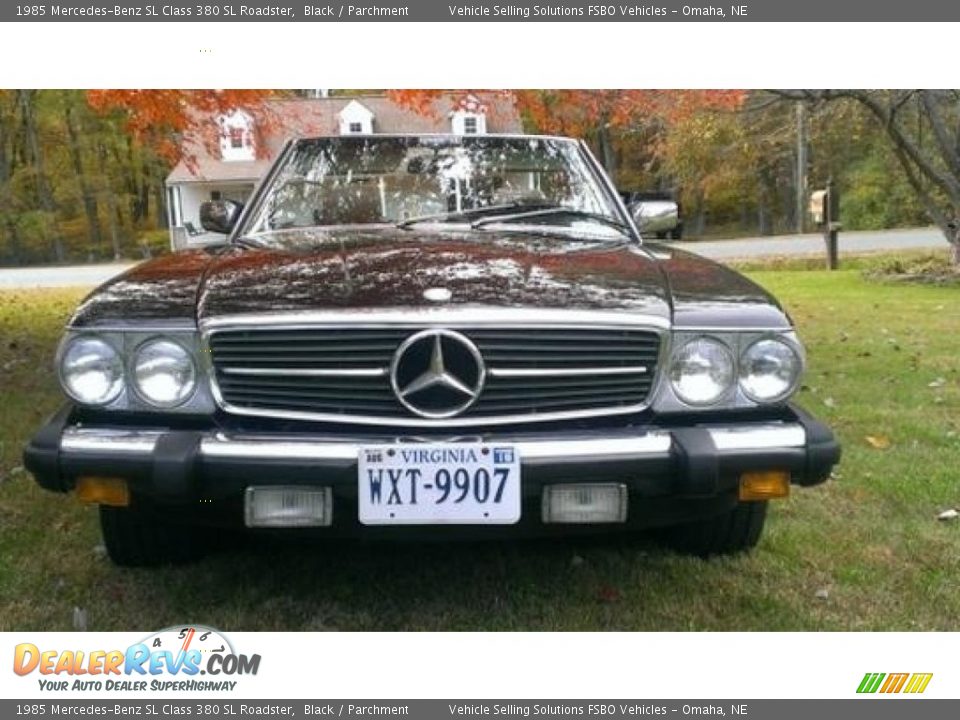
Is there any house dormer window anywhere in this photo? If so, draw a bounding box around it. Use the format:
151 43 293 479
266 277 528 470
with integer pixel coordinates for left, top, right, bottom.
451 108 487 135
339 100 374 135
219 109 255 161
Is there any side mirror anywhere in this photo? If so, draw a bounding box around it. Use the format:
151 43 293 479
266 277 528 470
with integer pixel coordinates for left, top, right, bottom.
199 200 242 235
627 198 680 238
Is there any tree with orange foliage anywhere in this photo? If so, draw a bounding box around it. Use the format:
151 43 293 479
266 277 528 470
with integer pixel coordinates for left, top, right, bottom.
387 89 746 177
85 90 278 165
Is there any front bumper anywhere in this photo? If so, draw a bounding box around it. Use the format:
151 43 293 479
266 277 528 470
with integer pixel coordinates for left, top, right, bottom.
24 403 840 534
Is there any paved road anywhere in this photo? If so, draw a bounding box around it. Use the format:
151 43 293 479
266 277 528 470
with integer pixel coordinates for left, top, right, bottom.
0 227 950 289
666 226 949 260
0 262 135 290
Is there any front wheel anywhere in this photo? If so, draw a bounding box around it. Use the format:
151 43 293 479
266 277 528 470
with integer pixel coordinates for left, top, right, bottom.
663 501 767 557
99 503 203 567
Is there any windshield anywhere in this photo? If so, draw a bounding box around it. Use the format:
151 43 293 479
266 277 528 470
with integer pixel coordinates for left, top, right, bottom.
242 135 627 238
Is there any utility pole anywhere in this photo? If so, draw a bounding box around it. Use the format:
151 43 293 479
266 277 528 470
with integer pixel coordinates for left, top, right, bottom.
795 102 807 234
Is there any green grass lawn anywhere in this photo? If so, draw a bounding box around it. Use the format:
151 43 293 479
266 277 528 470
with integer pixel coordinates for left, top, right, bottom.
0 268 958 632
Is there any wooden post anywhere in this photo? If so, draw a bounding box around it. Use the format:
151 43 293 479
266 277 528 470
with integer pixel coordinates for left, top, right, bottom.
824 178 840 270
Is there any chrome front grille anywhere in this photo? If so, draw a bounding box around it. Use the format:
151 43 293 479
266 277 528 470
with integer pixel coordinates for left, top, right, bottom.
207 322 663 426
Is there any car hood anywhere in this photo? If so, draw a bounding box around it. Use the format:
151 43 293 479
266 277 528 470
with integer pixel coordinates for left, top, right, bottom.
193 228 673 323
68 229 791 331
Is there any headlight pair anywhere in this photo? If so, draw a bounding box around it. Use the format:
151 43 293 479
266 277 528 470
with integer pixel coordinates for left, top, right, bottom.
669 335 802 407
59 335 198 408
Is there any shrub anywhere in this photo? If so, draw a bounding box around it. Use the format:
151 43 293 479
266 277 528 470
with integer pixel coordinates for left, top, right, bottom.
136 229 171 258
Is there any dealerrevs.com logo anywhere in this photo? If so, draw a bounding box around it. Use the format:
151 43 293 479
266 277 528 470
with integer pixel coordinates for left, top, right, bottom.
13 625 260 692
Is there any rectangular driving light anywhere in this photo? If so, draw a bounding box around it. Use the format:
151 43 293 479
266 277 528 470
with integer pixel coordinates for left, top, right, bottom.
75 477 130 507
244 486 333 528
542 484 628 524
739 471 790 501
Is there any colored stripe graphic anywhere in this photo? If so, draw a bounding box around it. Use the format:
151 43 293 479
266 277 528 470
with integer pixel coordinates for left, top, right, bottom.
858 672 932 694
857 673 885 693
903 673 933 694
880 673 909 693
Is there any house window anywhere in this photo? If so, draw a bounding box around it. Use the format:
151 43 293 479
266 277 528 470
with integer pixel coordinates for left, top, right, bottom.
219 109 255 161
463 116 478 134
349 122 363 134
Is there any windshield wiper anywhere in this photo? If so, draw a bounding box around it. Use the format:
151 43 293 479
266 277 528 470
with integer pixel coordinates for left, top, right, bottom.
232 235 271 250
395 201 555 229
470 206 634 237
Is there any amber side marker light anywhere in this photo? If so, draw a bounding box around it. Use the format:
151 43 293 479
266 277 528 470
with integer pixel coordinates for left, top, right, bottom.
739 470 790 501
75 477 130 507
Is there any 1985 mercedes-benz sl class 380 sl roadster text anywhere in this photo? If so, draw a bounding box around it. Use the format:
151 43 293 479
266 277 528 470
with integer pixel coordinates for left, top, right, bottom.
24 134 840 566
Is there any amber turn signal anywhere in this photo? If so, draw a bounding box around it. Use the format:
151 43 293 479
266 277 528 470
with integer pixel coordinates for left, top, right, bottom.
75 477 130 507
739 470 790 501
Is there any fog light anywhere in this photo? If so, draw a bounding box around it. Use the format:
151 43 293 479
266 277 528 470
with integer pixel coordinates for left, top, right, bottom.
542 484 627 524
244 486 332 528
739 471 790 501
75 477 129 507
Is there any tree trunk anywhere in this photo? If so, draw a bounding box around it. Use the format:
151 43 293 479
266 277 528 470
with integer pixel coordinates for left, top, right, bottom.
18 90 65 262
155 178 168 229
65 98 104 256
950 224 960 265
125 135 147 224
97 140 122 259
0 96 22 265
597 123 616 177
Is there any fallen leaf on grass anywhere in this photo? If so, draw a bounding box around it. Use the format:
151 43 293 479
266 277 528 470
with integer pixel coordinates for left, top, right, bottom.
937 509 959 521
928 378 947 388
597 585 621 603
865 435 891 450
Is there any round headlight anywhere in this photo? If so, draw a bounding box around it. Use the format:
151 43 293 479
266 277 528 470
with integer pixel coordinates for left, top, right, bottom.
740 338 802 402
132 339 197 408
670 337 735 406
60 336 124 406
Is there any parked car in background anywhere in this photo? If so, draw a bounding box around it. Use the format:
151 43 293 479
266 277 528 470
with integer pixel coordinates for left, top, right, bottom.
25 134 839 566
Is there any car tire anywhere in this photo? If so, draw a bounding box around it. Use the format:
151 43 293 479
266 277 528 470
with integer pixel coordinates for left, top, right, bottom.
669 226 683 240
664 500 767 557
99 503 202 567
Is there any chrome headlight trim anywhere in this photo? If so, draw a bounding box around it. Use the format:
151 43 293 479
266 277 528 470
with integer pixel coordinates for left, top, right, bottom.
56 325 213 415
130 337 199 409
56 334 125 407
654 329 805 412
739 336 804 404
668 336 736 407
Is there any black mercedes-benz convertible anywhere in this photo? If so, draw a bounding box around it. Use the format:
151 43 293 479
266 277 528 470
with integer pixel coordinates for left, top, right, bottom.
24 134 839 566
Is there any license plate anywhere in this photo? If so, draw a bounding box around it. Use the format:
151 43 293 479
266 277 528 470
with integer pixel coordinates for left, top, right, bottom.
358 443 521 525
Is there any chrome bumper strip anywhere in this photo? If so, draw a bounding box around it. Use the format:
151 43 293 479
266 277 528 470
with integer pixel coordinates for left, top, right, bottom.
62 429 163 455
707 424 806 451
59 422 806 462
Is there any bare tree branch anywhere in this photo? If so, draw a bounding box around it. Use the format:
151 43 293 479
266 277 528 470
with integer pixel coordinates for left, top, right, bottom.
919 90 960 179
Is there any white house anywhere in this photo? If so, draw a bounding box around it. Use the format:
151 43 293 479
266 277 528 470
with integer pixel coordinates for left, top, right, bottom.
165 93 521 250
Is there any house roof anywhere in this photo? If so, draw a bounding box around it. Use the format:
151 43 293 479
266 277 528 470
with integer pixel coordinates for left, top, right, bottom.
166 93 523 185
